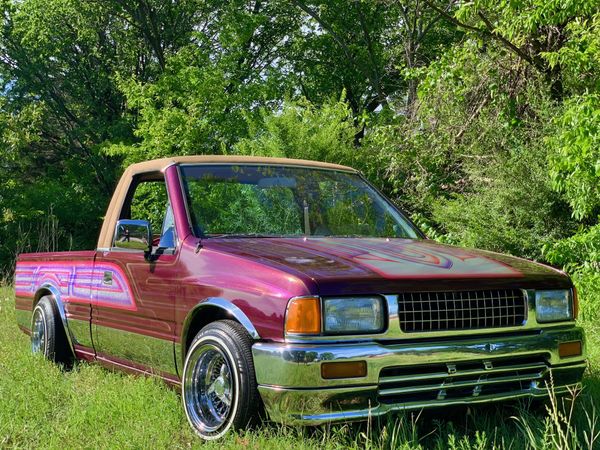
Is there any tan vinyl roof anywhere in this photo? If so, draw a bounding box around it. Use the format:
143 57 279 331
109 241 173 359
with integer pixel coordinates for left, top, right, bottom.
128 155 357 175
97 155 356 248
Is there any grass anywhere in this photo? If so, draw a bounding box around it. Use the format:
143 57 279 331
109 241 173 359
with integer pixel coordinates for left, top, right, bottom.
1 284 598 449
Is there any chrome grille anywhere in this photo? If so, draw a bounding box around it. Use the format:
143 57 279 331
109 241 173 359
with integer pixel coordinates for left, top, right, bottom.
398 289 526 332
378 356 548 405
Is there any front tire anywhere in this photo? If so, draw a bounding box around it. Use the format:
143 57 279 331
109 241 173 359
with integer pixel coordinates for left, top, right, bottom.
182 320 260 440
31 296 73 365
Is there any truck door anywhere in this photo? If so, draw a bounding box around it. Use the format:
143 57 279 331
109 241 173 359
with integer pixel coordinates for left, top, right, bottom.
92 172 181 379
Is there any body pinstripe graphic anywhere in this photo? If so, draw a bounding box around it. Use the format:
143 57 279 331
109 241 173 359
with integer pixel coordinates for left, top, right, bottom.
15 261 137 310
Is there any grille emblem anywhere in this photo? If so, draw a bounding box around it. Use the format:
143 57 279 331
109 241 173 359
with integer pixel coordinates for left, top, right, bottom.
483 361 494 370
447 363 457 375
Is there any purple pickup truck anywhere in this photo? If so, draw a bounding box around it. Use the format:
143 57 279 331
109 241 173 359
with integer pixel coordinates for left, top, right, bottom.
15 156 585 439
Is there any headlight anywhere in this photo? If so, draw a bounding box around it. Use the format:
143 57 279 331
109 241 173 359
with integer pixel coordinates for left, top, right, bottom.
535 290 574 323
323 296 385 334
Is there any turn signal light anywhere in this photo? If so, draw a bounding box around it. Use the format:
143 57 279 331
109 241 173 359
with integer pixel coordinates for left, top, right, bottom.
559 341 582 358
285 296 321 334
321 361 367 379
573 287 579 320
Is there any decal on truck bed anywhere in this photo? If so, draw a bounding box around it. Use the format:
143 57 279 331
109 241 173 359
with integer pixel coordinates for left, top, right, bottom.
15 261 137 310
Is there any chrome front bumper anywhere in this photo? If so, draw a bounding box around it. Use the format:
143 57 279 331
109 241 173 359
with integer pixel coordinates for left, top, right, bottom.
252 327 586 425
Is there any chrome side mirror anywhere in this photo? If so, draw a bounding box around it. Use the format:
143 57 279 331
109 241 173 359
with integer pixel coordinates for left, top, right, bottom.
114 219 152 254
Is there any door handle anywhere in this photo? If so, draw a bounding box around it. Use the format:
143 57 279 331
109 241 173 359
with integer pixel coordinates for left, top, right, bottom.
102 271 113 285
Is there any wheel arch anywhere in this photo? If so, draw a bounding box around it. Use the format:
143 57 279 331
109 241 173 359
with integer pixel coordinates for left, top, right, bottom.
33 283 75 356
178 298 260 374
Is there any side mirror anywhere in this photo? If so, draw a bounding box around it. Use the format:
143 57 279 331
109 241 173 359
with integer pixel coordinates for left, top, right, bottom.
113 219 152 254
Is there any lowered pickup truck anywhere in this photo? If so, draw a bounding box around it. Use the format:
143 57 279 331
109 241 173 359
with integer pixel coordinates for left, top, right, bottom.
15 156 586 439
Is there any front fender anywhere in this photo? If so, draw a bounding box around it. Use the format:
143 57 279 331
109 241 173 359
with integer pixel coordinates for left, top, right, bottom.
177 298 261 375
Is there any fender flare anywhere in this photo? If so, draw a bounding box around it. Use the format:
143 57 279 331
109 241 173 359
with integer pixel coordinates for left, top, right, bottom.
178 298 261 372
35 283 76 357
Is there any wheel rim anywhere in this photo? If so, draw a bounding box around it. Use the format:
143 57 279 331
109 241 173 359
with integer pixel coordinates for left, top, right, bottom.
31 307 46 354
184 343 234 434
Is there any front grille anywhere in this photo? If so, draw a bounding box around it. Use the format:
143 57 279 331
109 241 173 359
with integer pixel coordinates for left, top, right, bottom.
398 289 527 333
378 356 548 405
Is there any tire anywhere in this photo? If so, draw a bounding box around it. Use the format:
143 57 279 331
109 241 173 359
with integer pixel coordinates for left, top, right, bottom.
31 296 73 365
182 320 260 440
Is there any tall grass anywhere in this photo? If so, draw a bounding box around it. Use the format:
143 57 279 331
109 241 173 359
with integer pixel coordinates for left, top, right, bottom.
0 284 598 449
1 206 72 280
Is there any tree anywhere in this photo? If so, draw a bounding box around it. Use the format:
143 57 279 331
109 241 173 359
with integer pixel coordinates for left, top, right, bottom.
287 0 456 123
425 0 598 100
107 0 301 164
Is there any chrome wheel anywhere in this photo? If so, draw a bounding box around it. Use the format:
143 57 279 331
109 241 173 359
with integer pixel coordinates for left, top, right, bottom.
184 344 234 434
182 321 259 440
31 306 47 354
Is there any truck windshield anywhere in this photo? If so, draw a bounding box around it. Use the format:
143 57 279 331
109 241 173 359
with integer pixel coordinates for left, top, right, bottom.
180 164 421 239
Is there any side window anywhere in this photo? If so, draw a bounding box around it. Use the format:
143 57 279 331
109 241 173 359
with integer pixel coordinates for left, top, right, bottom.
127 179 177 249
130 181 168 233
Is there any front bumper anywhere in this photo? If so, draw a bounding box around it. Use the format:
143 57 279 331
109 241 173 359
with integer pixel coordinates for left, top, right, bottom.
252 327 586 425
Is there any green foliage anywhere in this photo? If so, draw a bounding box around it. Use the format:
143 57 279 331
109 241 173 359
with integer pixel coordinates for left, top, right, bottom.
107 43 270 164
455 0 598 42
572 268 600 322
544 225 600 270
549 94 600 220
450 0 598 100
544 224 600 321
104 0 301 165
235 98 358 164
431 144 575 260
542 14 600 94
358 38 576 260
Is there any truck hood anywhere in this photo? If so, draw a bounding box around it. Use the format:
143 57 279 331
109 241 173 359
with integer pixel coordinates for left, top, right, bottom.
204 237 571 295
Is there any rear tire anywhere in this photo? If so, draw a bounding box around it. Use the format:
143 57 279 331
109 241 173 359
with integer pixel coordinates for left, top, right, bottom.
182 320 260 440
31 296 73 366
